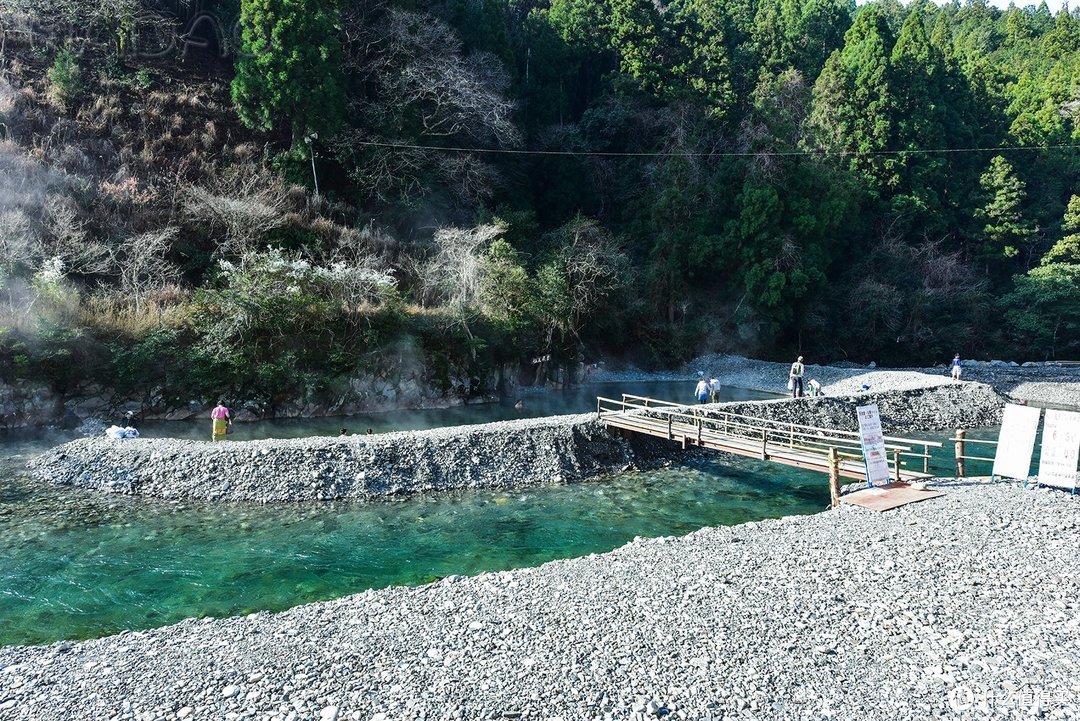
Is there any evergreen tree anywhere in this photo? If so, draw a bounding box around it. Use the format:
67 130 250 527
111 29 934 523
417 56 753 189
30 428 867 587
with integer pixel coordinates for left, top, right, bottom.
809 4 897 192
672 0 736 116
607 0 667 93
232 0 346 142
1041 8 1080 59
977 155 1036 268
1043 195 1080 265
1002 263 1080 359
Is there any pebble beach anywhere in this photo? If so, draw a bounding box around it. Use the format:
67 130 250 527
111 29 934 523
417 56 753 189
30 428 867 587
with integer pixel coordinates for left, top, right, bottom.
0 479 1076 720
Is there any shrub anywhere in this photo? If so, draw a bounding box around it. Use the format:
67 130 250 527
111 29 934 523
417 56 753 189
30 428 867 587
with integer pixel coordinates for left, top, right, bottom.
48 44 83 106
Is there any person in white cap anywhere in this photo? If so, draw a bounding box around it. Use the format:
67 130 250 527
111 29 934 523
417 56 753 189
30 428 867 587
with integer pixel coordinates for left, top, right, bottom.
694 376 709 404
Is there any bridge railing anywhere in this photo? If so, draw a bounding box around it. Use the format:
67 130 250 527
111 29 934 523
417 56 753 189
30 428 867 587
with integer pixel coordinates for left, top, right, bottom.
597 394 942 477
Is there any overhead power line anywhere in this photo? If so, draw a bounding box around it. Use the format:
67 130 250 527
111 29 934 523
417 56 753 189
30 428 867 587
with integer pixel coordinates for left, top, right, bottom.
354 139 1080 158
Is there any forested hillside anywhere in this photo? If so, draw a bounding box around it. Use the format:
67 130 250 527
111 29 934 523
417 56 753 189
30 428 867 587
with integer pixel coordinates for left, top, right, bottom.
1 0 1078 410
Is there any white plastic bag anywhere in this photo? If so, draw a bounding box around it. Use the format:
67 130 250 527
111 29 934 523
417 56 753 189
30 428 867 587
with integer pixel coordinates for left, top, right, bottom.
787 376 794 391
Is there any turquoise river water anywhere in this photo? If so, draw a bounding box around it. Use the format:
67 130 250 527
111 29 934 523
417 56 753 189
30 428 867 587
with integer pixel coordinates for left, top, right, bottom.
0 382 993 646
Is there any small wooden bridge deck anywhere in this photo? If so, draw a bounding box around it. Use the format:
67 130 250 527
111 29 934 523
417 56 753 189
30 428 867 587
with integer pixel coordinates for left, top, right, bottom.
597 394 941 484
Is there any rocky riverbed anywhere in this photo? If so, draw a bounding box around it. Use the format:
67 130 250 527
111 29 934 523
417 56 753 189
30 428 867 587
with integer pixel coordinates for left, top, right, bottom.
27 384 1006 503
1 478 1076 720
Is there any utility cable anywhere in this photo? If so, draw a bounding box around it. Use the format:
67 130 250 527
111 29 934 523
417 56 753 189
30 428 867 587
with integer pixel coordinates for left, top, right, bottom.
353 139 1080 158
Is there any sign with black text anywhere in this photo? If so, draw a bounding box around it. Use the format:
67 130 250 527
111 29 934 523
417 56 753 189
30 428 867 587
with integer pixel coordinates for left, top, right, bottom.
856 403 892 487
1037 409 1080 490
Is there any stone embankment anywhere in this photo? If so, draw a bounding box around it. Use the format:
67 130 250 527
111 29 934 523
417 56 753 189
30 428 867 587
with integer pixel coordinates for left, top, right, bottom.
27 415 636 504
709 381 1005 433
1 479 1076 720
28 384 1006 503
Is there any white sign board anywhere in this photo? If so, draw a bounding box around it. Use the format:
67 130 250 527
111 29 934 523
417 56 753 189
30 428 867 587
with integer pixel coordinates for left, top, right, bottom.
1037 409 1080 490
857 403 892 486
992 404 1042 481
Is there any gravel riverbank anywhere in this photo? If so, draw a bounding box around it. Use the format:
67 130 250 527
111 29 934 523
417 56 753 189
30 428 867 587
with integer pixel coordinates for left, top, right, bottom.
1 479 1076 720
27 385 1006 503
590 354 1080 409
26 415 636 504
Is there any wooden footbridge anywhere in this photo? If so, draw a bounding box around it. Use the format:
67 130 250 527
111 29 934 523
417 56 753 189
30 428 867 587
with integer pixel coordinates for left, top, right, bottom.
597 395 942 503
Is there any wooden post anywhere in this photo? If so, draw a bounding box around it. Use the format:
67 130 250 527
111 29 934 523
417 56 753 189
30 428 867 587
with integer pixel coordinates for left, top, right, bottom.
667 415 673 441
760 429 768 460
923 443 929 474
893 450 901 482
828 447 841 509
955 429 966 478
697 415 702 445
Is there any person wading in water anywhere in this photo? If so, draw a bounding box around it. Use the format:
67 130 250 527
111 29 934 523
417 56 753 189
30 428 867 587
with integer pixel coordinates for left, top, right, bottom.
211 401 232 441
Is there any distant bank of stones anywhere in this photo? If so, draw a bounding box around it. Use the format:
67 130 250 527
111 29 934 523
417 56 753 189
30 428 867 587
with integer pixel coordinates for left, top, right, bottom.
28 382 1006 503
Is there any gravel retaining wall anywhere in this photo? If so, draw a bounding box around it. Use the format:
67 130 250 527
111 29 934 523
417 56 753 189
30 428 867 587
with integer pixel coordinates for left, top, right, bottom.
28 384 1007 503
1 479 1076 720
697 382 1005 433
26 414 637 504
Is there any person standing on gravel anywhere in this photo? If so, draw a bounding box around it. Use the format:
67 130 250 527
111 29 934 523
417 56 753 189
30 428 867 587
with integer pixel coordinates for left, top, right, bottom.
951 354 962 381
211 401 232 441
789 356 805 398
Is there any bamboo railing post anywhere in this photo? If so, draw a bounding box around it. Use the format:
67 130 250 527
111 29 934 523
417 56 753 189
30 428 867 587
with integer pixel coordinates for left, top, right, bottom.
828 447 841 508
955 429 966 478
893 450 901 482
923 443 929 474
761 429 768 460
667 415 673 441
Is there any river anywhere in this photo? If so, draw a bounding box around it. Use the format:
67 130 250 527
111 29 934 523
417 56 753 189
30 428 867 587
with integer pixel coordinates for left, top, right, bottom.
0 382 998 646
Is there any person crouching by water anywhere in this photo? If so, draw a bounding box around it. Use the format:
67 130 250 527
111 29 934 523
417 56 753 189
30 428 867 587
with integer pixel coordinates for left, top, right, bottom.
211 400 232 441
789 356 805 398
694 377 709 404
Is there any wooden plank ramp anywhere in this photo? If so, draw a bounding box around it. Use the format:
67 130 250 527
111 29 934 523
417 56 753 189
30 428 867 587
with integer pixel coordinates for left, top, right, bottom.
597 394 941 483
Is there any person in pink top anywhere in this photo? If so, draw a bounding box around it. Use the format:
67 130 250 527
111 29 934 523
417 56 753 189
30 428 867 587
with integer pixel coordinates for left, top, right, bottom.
211 400 232 441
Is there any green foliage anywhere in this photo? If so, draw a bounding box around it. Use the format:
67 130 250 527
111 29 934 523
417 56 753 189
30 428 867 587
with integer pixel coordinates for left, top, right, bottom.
47 43 83 105
1002 263 1080 359
21 0 1080 412
671 0 735 116
977 155 1036 267
189 251 352 404
232 0 347 141
479 239 532 332
1043 195 1080 265
607 0 667 93
809 5 898 191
